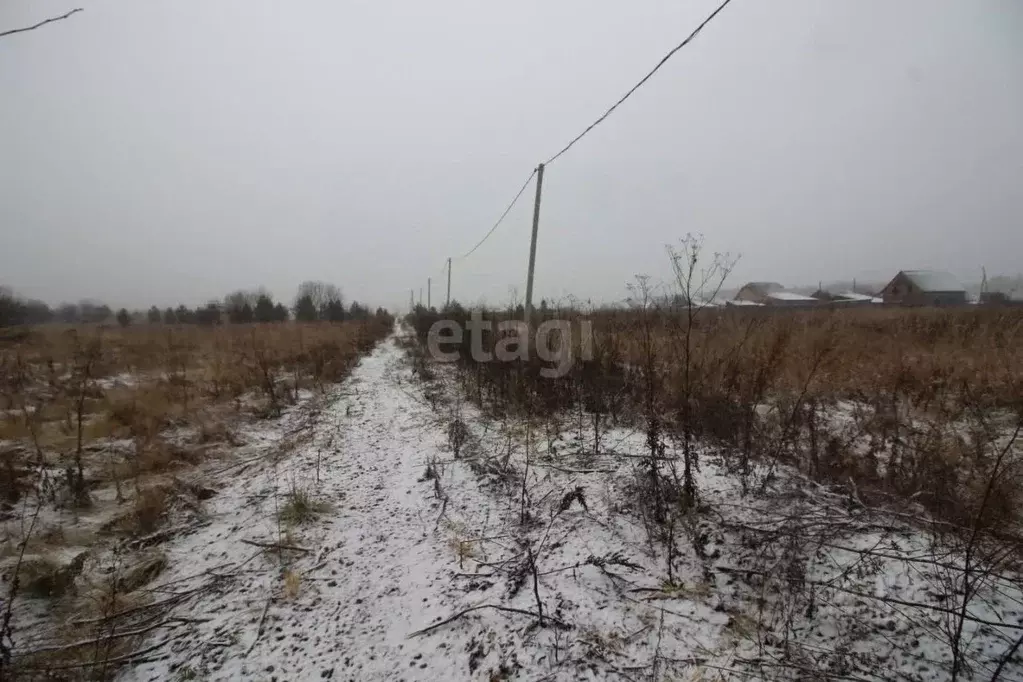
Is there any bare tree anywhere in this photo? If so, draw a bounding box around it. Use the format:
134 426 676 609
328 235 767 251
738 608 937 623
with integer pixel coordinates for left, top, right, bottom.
295 281 343 319
946 418 1023 680
69 331 101 505
666 233 738 502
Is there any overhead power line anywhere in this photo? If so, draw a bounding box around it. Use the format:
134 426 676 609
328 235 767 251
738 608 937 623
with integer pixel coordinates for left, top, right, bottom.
441 0 735 306
0 8 82 39
543 0 735 166
455 168 537 260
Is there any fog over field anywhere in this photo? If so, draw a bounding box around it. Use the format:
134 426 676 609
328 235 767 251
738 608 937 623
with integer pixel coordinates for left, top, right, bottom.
2 0 1021 311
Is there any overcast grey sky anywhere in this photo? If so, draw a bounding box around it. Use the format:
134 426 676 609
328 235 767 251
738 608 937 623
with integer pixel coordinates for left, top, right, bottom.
2 0 1021 311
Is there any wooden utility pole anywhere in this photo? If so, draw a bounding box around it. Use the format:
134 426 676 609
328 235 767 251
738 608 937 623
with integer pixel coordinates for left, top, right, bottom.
427 278 431 309
409 289 414 312
419 288 423 306
446 258 452 308
523 163 545 323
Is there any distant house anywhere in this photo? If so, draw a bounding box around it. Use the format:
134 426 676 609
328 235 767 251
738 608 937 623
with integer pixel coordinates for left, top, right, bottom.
831 291 882 305
812 290 881 306
764 291 818 306
734 282 785 304
978 291 1023 306
880 270 966 306
980 291 1008 304
735 282 817 307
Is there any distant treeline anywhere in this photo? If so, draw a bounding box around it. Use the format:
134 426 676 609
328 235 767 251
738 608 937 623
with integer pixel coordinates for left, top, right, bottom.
0 281 388 328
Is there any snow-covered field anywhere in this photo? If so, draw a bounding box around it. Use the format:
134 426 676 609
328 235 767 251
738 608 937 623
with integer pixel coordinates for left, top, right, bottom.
26 328 1014 681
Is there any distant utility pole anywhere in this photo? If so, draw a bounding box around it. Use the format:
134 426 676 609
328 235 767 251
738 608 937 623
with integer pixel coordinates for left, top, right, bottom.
523 162 545 323
427 277 431 309
409 289 414 312
446 257 452 308
419 288 423 306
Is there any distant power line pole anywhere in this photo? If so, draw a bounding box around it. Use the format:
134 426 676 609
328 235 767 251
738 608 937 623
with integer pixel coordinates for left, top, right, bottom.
523 163 545 323
409 289 414 312
427 277 431 309
446 257 452 308
437 0 733 320
419 288 423 306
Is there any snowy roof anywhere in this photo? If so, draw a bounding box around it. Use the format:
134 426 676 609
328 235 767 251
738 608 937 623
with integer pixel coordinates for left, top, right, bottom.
742 282 784 293
830 290 871 300
901 270 964 293
832 291 875 302
726 299 764 307
766 291 818 302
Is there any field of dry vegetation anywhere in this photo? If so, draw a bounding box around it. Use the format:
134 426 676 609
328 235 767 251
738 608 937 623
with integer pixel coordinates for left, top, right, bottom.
0 315 392 677
412 304 1023 528
5 268 1022 680
404 284 1023 678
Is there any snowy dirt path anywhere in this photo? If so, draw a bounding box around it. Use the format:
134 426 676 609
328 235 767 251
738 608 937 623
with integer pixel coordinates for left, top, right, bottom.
126 335 480 681
120 329 1023 682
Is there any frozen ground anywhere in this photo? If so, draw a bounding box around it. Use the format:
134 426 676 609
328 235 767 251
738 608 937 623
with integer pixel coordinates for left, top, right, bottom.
122 334 465 681
76 329 1023 681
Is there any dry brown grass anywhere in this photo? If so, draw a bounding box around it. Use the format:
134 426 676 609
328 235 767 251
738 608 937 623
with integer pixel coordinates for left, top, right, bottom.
130 486 170 535
0 419 30 441
278 484 332 526
616 306 1023 409
0 317 392 679
195 417 240 446
10 579 157 680
410 305 1023 529
0 319 391 501
282 568 301 599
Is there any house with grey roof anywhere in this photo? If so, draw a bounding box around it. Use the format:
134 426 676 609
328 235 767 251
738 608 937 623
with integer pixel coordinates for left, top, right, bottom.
880 270 966 306
734 282 818 307
831 291 882 304
764 290 818 305
734 282 784 304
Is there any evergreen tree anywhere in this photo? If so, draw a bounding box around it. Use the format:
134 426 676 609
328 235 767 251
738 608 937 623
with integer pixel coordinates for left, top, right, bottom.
175 305 193 324
196 302 221 326
348 301 370 320
254 294 276 323
148 306 162 324
116 308 131 327
324 299 346 322
56 303 80 324
80 301 112 324
0 288 23 327
295 281 343 318
294 294 318 322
